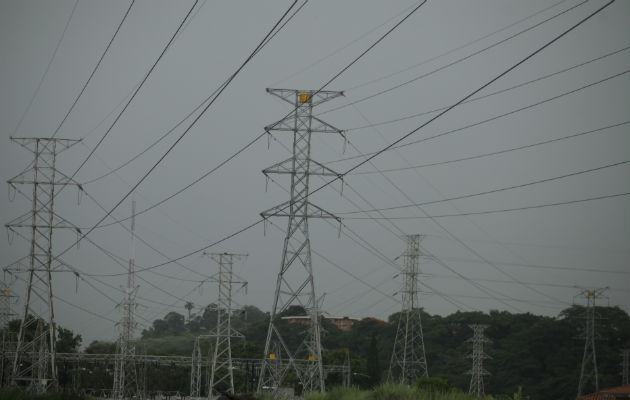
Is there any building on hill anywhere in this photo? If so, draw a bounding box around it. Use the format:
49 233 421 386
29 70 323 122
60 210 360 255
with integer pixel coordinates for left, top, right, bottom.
577 385 630 400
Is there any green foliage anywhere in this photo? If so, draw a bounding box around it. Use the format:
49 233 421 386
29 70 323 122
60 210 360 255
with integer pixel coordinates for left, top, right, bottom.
366 333 381 387
415 376 450 393
0 387 93 400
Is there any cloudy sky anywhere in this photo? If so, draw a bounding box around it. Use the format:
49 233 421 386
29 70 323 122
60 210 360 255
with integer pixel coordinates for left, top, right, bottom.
0 0 628 346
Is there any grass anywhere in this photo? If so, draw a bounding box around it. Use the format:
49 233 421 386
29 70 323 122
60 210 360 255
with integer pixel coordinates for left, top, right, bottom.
303 384 482 400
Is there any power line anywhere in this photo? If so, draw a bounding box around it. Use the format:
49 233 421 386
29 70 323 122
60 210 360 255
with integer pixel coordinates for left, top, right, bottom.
51 0 136 139
327 69 629 164
10 0 80 137
338 160 629 215
345 47 629 132
52 1 304 263
67 0 200 182
81 0 309 186
345 0 574 92
78 0 617 280
352 121 628 175
344 193 630 220
318 0 590 116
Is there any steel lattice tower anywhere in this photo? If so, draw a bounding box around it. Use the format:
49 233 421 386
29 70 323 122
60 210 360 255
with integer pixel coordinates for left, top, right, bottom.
576 288 607 396
621 349 629 386
5 137 80 392
388 234 428 384
258 88 344 396
206 252 246 398
467 324 490 397
112 199 142 400
190 335 204 398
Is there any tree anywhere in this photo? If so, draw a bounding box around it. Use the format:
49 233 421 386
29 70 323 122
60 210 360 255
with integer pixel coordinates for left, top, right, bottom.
366 333 380 387
56 326 82 353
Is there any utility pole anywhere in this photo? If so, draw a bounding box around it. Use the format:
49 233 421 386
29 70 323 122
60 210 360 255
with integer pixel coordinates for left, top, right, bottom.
112 198 142 400
343 350 351 388
576 287 608 396
388 234 428 384
258 88 344 396
4 137 80 392
621 349 629 386
467 324 490 397
205 252 246 398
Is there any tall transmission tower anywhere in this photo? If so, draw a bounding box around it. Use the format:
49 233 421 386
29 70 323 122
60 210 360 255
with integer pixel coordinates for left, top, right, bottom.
621 349 629 386
206 252 247 398
258 88 344 396
112 199 142 400
4 137 80 392
467 324 490 397
576 287 608 396
388 234 428 384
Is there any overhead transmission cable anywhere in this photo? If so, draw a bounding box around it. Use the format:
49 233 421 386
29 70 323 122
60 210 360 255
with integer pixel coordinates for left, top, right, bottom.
10 0 79 137
345 193 630 220
49 0 427 270
345 0 574 92
345 46 630 132
66 0 200 184
79 0 615 278
327 69 629 164
353 121 628 175
318 0 591 116
338 160 630 215
51 0 136 138
81 0 309 185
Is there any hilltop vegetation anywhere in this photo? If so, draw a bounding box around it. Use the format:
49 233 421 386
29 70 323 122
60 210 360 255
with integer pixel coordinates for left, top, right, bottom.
80 304 629 399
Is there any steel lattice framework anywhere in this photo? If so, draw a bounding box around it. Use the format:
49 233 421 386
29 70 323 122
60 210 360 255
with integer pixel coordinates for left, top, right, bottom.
207 252 246 398
112 199 142 400
576 287 607 396
467 324 490 397
258 88 344 396
0 283 17 387
388 234 428 383
5 137 80 392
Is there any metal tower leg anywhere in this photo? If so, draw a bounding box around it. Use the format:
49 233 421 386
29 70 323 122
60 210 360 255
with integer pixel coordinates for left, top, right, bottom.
257 88 344 397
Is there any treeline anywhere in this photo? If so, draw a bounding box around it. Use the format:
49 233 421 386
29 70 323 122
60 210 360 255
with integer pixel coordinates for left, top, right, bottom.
81 304 629 399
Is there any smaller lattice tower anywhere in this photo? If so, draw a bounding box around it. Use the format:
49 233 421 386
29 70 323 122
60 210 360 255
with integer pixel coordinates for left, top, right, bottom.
112 199 142 400
206 252 246 398
467 324 490 397
576 287 608 396
388 234 428 383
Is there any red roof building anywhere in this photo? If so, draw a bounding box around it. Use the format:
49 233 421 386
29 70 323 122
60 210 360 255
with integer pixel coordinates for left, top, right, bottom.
577 385 630 400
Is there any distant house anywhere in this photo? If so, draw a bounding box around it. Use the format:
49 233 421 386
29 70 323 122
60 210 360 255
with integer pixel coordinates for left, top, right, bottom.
577 385 630 400
281 315 360 331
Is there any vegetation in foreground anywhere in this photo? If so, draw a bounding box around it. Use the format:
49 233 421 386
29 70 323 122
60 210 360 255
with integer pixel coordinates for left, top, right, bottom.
0 387 94 400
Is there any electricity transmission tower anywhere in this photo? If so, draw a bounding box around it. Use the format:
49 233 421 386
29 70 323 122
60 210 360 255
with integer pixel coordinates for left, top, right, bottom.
388 234 428 384
206 252 247 398
112 199 142 400
576 287 608 396
467 324 490 397
621 349 629 386
258 88 344 396
4 137 80 392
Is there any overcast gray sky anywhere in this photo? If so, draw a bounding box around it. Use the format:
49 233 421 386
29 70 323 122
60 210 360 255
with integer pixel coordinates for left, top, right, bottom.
0 0 628 346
